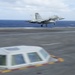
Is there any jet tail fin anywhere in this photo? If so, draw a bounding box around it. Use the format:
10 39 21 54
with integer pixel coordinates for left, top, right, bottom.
35 13 42 22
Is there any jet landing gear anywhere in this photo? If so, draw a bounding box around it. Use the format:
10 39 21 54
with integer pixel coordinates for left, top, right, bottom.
46 24 48 27
41 24 43 27
41 24 48 27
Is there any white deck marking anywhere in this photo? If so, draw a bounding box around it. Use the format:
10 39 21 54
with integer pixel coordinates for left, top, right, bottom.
41 43 61 46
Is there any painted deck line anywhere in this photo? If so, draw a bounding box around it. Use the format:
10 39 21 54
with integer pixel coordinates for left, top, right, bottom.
41 43 61 46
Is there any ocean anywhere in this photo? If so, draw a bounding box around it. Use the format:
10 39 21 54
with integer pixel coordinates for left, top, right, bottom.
0 20 75 28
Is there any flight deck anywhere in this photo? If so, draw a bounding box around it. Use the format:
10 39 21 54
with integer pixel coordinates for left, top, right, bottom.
0 27 75 75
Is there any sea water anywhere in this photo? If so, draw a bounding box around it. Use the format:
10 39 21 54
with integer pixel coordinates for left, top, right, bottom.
0 20 75 28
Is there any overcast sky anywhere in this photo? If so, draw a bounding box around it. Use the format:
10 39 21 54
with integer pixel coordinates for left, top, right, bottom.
0 0 75 20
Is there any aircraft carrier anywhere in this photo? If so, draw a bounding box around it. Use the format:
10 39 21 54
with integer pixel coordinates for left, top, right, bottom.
0 27 75 75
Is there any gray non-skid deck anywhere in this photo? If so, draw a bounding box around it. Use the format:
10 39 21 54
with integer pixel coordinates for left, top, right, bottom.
0 27 75 75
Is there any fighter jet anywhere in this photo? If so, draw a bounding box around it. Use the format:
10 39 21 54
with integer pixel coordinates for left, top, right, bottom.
29 13 64 27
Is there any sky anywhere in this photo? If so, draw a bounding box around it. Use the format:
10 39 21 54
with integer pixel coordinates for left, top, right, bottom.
0 0 75 20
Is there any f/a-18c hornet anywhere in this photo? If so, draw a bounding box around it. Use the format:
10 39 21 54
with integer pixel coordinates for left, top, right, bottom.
28 13 64 27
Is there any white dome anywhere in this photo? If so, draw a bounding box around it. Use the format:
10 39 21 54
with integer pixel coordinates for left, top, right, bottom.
0 45 56 69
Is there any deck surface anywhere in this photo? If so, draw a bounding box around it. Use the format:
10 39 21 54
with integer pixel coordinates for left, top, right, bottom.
0 27 75 75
